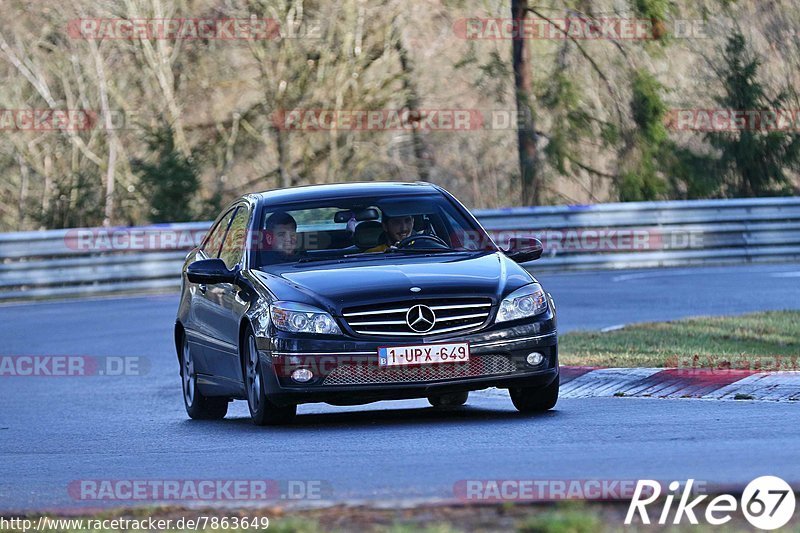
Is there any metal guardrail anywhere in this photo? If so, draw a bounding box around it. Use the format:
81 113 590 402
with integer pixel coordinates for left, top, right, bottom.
1 197 799 301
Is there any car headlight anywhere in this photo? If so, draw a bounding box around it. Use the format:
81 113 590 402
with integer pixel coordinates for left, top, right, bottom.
269 301 342 335
496 283 548 323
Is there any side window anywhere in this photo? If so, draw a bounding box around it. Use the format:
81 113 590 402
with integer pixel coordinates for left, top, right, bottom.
202 208 236 258
219 205 251 270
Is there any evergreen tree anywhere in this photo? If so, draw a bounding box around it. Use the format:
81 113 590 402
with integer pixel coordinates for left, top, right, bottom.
708 31 799 197
619 70 669 201
132 127 199 223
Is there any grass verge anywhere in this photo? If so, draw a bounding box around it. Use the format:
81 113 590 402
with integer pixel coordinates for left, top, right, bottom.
559 311 800 368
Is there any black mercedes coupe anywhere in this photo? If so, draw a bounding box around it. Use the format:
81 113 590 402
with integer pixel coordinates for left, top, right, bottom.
175 182 559 425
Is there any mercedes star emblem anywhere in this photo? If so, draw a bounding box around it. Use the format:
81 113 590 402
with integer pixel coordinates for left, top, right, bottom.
406 304 436 333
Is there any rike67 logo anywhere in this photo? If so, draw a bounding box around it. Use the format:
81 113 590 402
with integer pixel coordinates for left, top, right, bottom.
626 477 796 530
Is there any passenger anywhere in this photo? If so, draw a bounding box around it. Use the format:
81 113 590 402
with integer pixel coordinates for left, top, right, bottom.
367 214 415 253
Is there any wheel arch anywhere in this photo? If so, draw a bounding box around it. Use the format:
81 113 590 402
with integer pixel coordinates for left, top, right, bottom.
174 321 185 365
238 317 255 379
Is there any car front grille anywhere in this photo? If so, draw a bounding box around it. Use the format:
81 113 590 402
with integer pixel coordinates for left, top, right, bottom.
341 297 493 337
321 354 516 386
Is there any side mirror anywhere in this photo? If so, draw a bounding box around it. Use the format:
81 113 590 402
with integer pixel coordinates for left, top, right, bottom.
187 258 237 285
505 237 544 263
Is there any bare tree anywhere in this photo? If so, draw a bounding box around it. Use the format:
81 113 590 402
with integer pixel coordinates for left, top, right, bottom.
511 0 541 205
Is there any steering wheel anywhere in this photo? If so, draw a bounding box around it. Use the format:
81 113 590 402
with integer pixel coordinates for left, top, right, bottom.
394 234 450 250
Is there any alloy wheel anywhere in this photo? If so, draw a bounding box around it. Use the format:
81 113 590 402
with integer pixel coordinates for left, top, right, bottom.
246 335 261 413
182 339 195 406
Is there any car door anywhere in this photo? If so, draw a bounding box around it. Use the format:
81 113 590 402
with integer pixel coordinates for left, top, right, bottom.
201 202 253 389
187 206 237 376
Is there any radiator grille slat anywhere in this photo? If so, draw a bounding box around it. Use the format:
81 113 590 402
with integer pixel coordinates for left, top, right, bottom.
341 297 493 337
321 355 516 386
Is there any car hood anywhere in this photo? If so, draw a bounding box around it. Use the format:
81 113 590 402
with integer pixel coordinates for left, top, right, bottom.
251 252 534 314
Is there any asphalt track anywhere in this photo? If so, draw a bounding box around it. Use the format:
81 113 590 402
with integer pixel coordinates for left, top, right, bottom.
2 263 800 511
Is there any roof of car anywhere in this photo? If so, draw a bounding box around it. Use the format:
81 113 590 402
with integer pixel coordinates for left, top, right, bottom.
248 181 441 205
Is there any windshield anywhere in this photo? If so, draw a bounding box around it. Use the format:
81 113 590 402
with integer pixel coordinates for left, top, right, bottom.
252 193 496 267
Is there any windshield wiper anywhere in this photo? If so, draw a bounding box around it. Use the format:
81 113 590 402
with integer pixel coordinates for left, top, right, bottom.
296 255 347 263
384 246 456 254
298 253 387 263
295 248 464 263
340 252 389 259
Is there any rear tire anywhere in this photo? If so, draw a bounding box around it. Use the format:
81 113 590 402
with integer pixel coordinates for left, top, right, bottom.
181 336 228 420
243 328 296 426
428 391 469 408
510 375 559 413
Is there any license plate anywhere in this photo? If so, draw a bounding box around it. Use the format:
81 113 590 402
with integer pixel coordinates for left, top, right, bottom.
378 343 470 368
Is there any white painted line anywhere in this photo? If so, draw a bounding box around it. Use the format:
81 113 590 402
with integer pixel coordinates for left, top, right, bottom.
0 291 178 308
611 270 712 282
612 265 799 283
613 272 668 282
771 272 800 278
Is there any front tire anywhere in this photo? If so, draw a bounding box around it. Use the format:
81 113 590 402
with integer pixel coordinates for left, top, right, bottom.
243 329 296 426
510 375 559 413
181 337 228 420
428 391 469 408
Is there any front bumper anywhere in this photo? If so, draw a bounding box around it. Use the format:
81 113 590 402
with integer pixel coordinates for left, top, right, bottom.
257 319 558 406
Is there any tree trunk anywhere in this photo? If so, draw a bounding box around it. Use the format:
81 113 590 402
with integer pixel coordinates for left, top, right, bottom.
17 154 29 230
395 31 431 181
512 0 541 205
274 126 292 189
91 40 117 226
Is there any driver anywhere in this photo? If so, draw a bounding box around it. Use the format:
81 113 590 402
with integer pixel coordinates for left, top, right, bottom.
367 214 415 252
263 211 298 258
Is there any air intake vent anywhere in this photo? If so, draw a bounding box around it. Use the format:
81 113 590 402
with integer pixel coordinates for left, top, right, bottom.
322 354 515 385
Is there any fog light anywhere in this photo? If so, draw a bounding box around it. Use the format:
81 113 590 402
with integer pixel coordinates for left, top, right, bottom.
526 352 545 366
291 368 314 383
